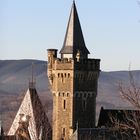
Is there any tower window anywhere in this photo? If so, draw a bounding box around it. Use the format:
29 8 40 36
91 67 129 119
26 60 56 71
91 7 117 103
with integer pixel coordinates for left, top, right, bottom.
84 93 86 98
63 100 66 110
61 74 64 83
63 93 65 97
82 99 87 111
62 128 65 137
58 92 61 96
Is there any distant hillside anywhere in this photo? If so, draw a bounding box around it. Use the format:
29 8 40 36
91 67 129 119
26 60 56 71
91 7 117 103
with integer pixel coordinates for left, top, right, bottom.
98 70 140 109
0 60 140 131
0 60 49 94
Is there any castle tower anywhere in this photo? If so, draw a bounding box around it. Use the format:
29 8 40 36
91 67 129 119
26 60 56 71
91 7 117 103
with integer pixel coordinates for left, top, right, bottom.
47 2 100 140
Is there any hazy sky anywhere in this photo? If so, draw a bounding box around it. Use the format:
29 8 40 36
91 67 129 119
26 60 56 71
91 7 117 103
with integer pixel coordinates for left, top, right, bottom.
0 0 140 71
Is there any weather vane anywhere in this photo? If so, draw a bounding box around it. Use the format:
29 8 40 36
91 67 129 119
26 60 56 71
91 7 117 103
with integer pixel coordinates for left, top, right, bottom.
29 62 36 88
31 62 34 84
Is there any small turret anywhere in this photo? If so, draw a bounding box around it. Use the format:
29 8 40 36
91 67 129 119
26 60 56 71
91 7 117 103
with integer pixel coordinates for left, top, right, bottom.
47 49 58 67
16 114 31 140
18 114 30 128
47 49 58 84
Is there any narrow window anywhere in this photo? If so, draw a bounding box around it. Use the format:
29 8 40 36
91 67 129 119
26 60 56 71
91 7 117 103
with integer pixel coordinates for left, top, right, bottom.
63 100 66 110
67 93 69 97
61 73 63 83
82 99 87 111
62 128 65 137
63 93 65 97
84 93 86 98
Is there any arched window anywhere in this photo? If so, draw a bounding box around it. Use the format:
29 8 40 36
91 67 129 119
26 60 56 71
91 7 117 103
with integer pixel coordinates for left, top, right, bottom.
67 93 69 97
63 93 65 97
68 73 70 78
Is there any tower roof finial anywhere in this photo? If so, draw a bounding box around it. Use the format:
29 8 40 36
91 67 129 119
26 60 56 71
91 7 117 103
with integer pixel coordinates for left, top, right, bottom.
29 62 36 89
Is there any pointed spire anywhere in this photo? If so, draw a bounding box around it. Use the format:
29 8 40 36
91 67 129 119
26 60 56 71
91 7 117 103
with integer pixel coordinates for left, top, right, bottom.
60 1 90 58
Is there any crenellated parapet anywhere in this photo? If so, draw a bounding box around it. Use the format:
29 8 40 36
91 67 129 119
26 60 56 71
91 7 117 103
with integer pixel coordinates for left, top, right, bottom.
54 58 74 70
74 59 100 71
48 49 100 71
47 49 74 85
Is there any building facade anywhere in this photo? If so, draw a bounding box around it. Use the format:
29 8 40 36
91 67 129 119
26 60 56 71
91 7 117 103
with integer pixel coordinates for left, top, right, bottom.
47 2 100 140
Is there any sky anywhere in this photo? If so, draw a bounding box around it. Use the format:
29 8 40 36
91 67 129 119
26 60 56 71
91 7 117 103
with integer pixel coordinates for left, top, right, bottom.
0 0 140 71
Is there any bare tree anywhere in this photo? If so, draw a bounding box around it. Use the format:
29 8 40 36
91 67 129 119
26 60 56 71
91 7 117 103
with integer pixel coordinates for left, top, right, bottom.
109 110 139 140
109 71 140 140
119 71 140 109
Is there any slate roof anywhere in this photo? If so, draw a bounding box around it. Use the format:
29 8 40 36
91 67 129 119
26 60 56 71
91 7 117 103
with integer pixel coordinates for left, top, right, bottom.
0 136 16 140
0 135 31 140
60 1 90 56
8 84 51 140
70 107 140 140
98 107 140 128
70 128 120 140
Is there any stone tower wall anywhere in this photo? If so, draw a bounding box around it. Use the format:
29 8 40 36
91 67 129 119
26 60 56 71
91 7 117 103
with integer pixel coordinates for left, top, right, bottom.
73 59 100 128
47 50 100 140
47 52 74 140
